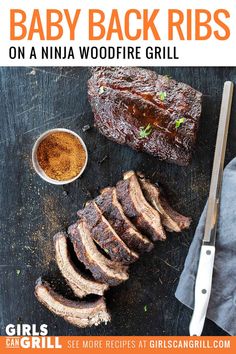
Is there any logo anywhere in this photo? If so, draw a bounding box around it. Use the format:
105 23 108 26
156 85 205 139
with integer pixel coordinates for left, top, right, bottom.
5 324 62 349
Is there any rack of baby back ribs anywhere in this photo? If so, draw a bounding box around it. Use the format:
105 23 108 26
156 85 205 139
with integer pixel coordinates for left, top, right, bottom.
35 171 191 328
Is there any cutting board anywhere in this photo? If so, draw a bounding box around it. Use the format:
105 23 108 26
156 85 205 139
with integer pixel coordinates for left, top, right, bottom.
0 67 235 336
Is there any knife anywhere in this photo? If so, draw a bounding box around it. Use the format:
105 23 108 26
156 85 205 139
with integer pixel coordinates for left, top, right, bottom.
189 81 234 336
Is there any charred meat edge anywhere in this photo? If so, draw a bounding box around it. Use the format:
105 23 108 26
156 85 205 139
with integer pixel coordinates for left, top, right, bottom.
54 232 108 298
138 175 191 232
116 171 166 241
95 187 153 253
88 67 202 166
68 220 129 286
78 201 138 265
35 278 111 328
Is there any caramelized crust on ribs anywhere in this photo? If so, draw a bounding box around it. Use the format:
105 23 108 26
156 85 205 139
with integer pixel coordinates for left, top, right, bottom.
116 171 166 241
78 201 138 265
95 187 153 253
138 175 191 232
68 220 129 286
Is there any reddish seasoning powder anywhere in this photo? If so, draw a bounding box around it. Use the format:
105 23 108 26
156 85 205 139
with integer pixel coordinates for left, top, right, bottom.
37 132 86 181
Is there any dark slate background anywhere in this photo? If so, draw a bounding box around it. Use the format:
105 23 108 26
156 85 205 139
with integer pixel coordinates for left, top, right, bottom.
0 67 235 336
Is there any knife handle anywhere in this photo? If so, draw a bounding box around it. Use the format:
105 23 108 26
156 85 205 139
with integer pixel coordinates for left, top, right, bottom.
189 245 215 336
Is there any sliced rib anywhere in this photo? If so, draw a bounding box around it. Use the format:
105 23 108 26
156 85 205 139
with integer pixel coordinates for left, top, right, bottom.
77 201 138 265
54 232 108 298
138 175 191 232
116 171 166 241
35 278 111 328
68 220 129 286
95 187 153 253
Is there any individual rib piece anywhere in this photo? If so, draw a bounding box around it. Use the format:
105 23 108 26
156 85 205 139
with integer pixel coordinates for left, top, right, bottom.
95 187 153 253
77 201 138 265
88 67 202 166
54 232 108 298
68 220 129 286
35 278 111 328
138 174 192 232
116 171 166 241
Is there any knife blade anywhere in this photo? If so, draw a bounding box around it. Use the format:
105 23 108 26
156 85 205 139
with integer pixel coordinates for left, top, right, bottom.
189 81 234 336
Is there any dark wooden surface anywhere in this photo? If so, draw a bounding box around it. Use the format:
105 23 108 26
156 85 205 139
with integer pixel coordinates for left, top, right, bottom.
0 67 236 336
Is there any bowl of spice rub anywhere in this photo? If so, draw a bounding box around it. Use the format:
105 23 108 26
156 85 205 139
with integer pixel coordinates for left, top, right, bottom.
32 128 88 185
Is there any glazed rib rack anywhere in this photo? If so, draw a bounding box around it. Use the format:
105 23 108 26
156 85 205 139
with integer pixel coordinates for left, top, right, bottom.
88 67 202 166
